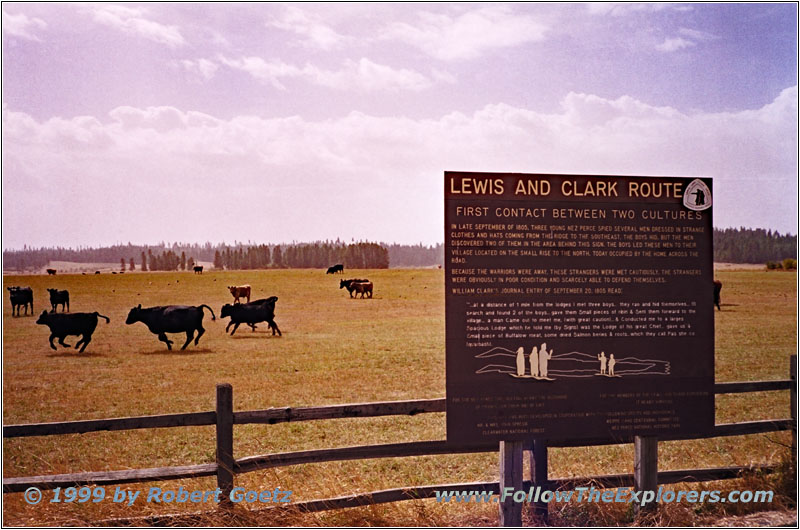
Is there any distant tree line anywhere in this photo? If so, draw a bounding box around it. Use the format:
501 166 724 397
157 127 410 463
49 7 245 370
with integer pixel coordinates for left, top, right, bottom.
5 229 793 271
713 228 796 264
140 249 196 272
212 242 388 270
3 241 391 271
3 242 219 272
385 243 443 268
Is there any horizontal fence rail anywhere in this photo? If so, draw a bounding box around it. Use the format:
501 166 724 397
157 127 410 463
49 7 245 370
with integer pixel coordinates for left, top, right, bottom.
254 464 781 515
233 398 447 425
3 419 790 493
95 464 780 526
3 381 789 438
2 411 217 438
4 372 796 520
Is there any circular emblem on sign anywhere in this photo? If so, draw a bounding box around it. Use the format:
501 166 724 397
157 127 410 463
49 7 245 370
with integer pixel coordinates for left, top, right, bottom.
683 179 712 211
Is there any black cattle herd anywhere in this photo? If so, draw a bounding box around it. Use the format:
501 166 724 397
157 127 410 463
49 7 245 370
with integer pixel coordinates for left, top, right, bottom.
7 264 376 354
8 269 723 354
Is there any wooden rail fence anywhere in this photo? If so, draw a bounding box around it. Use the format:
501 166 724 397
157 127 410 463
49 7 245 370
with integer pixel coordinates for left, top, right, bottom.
3 357 796 521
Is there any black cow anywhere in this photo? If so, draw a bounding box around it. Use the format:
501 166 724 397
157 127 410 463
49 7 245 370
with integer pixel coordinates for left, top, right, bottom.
46 268 57 275
47 288 70 313
713 280 722 311
326 264 344 274
36 310 109 353
220 297 281 336
7 287 33 316
125 304 216 350
194 266 204 274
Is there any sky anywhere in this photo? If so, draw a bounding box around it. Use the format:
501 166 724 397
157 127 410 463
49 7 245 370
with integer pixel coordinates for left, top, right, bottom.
2 2 797 250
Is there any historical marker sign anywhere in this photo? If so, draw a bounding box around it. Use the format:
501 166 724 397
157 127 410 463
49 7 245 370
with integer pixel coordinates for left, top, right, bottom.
445 172 714 444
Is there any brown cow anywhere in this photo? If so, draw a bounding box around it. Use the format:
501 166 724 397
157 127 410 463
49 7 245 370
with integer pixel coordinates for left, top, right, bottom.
339 279 372 298
351 281 373 299
227 284 251 304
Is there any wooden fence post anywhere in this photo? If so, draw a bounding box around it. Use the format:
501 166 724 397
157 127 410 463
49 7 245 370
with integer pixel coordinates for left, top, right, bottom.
216 383 234 505
791 355 797 468
633 435 658 515
499 441 523 526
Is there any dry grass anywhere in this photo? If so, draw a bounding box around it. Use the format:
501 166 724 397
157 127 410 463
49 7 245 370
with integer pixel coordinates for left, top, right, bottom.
2 269 796 526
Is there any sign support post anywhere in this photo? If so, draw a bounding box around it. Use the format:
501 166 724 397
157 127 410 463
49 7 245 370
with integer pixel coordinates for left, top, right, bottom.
528 440 549 522
498 441 523 526
633 435 658 515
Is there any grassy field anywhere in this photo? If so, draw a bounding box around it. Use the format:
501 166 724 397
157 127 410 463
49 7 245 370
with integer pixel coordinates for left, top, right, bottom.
2 268 796 526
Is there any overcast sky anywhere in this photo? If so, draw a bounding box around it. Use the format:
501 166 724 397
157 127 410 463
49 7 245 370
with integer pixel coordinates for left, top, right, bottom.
2 3 797 250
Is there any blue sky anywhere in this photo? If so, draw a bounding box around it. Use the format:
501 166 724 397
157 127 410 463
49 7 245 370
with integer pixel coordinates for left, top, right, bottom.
2 3 797 249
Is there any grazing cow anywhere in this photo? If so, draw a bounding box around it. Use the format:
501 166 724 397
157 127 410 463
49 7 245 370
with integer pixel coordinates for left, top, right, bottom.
227 285 251 304
713 280 722 311
339 279 372 298
326 264 344 274
7 287 33 316
46 268 57 275
125 304 216 350
36 310 109 353
194 265 203 274
351 281 373 299
220 296 281 336
95 271 100 275
47 288 70 313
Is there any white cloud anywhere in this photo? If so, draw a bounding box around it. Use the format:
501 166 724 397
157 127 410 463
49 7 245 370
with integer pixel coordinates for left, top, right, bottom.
179 58 219 80
656 37 696 52
108 106 219 132
2 87 797 247
2 11 46 41
90 5 185 47
383 6 548 61
657 27 718 52
305 58 437 91
267 6 347 50
217 56 302 90
217 55 441 92
586 3 670 17
678 27 718 42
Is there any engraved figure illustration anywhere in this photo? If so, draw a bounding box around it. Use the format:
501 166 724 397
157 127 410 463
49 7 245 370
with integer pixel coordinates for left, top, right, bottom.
516 347 526 377
529 346 539 378
475 346 669 380
538 342 552 378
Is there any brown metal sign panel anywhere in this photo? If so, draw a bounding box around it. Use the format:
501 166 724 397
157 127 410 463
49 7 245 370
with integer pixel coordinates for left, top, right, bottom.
445 172 714 443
